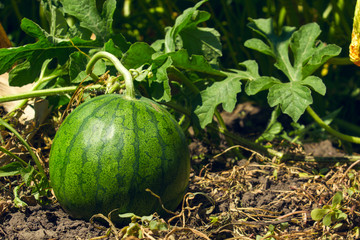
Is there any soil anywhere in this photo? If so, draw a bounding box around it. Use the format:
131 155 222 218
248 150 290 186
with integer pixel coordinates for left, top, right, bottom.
1 103 360 239
0 204 104 240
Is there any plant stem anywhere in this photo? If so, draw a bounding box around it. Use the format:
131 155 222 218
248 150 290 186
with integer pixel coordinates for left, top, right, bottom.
208 124 284 159
167 67 200 94
86 51 135 99
0 146 28 167
0 118 46 177
306 106 360 144
161 101 191 117
0 85 106 103
168 66 244 158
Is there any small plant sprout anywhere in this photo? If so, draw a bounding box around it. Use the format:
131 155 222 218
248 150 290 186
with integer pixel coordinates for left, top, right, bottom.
311 192 348 229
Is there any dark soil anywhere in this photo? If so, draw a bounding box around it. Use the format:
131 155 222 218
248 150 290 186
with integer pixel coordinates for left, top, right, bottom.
0 204 104 240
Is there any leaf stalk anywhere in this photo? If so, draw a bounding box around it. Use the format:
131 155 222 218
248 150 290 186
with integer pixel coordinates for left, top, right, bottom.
306 106 360 144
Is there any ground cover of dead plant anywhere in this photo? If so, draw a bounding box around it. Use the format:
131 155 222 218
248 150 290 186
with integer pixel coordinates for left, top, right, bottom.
1 103 360 239
1 138 360 239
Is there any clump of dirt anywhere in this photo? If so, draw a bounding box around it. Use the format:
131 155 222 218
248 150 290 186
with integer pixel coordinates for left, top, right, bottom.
0 204 105 240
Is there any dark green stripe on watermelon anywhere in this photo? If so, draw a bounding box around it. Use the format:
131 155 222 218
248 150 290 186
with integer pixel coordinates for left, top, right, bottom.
49 94 190 220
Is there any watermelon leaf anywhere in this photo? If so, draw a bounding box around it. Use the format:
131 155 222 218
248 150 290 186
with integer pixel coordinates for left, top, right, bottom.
244 18 341 122
164 0 221 64
194 60 258 128
122 42 156 69
166 49 225 77
194 75 242 128
61 0 116 42
267 82 313 122
0 18 102 86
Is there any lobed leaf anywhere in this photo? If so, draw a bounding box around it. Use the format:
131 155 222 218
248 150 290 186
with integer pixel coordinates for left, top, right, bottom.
244 38 274 57
165 0 209 53
61 0 116 42
161 49 225 77
148 57 173 102
300 76 326 96
180 27 222 64
0 18 102 86
194 60 258 128
122 42 156 69
245 18 341 122
164 0 221 64
194 75 242 128
268 82 313 122
245 76 281 95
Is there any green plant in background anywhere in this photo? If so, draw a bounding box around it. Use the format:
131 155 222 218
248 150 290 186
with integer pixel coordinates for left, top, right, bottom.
240 18 360 144
311 192 348 229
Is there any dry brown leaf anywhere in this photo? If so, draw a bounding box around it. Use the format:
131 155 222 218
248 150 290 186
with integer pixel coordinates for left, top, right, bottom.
0 73 34 113
0 22 11 48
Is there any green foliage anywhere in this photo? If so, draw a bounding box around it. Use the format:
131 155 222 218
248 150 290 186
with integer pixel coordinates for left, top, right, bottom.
118 213 168 239
311 192 348 228
244 18 341 122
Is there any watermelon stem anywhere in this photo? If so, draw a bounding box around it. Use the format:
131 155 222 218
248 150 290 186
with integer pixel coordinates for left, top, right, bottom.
0 85 106 103
306 106 360 144
86 51 136 99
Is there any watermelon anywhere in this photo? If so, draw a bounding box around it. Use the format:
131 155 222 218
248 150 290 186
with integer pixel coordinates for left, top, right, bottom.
49 94 190 220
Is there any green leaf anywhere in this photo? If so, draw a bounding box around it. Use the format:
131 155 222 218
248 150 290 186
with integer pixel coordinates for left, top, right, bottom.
122 42 156 69
41 1 69 37
148 57 173 102
61 0 116 42
103 39 125 59
247 18 296 80
289 23 341 80
236 60 261 80
118 213 136 218
0 162 23 177
311 208 330 221
323 212 333 226
300 76 326 95
257 121 283 142
165 0 208 53
193 60 263 128
245 76 281 95
303 44 342 78
244 38 274 57
69 52 106 83
290 23 322 81
335 211 347 221
156 49 225 77
178 27 222 64
140 214 154 222
0 18 101 86
194 75 242 128
20 164 35 186
333 223 343 229
13 186 28 208
268 82 313 122
332 192 343 207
